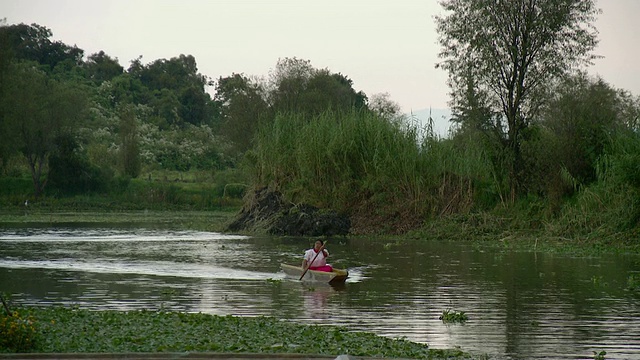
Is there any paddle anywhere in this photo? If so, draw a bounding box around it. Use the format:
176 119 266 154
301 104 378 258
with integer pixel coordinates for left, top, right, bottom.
299 240 327 280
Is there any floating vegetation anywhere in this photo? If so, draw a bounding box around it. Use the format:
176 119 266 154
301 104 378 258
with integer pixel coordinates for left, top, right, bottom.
265 278 282 285
439 309 468 324
0 306 469 359
593 350 607 360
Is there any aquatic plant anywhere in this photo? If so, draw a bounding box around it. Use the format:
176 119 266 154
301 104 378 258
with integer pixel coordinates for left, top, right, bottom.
593 350 606 360
439 309 468 324
10 306 468 359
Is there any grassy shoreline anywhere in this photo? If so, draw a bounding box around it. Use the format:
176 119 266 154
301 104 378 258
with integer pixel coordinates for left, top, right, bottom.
2 204 638 255
0 209 237 233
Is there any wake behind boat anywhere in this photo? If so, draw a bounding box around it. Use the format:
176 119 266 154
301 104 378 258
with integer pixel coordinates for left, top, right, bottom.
280 263 348 284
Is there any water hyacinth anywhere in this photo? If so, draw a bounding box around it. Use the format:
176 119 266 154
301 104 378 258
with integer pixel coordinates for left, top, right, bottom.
2 307 466 359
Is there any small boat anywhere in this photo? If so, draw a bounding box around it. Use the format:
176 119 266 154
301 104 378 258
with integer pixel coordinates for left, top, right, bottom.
280 263 348 284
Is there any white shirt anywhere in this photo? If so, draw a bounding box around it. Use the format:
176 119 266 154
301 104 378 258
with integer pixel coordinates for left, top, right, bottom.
304 248 329 267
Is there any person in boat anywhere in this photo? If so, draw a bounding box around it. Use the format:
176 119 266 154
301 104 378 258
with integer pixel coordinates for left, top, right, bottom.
302 239 333 272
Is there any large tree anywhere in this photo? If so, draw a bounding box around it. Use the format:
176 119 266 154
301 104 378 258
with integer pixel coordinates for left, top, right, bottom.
0 23 83 71
2 61 87 197
214 73 270 153
436 0 600 200
128 54 212 126
542 74 632 185
268 57 367 117
0 20 13 171
84 50 124 84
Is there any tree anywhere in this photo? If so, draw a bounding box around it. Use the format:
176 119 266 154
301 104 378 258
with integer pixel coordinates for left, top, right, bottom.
268 57 315 114
127 54 212 126
118 105 141 178
214 73 270 153
300 71 368 116
0 23 83 71
2 61 87 197
179 85 211 126
542 74 629 185
84 51 124 84
106 73 150 107
436 0 600 201
0 19 14 171
48 133 108 194
368 92 403 122
268 57 367 117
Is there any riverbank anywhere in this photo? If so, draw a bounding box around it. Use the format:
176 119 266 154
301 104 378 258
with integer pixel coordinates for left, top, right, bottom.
2 205 638 255
0 209 237 233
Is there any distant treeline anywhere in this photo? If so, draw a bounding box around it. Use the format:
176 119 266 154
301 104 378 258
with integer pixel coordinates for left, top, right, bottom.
1 21 640 240
0 22 395 199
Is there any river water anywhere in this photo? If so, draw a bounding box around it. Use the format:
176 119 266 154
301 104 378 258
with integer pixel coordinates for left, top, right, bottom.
1 226 639 359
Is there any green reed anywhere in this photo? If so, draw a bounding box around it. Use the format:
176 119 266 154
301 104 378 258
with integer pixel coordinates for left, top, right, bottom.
251 110 495 221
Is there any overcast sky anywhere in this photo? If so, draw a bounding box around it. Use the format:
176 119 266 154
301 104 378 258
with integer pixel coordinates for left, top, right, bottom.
2 0 639 113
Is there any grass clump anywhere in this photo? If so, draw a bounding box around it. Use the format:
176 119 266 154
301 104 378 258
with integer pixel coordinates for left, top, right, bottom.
439 309 469 324
2 306 468 359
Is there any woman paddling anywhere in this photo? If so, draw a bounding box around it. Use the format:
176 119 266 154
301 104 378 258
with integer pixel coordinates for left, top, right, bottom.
302 239 333 272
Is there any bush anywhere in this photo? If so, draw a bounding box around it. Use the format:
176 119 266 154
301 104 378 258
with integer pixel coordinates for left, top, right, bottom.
48 134 111 195
0 310 38 353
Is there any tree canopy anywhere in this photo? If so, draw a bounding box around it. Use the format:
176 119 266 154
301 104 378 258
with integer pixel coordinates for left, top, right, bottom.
0 22 378 197
436 0 600 200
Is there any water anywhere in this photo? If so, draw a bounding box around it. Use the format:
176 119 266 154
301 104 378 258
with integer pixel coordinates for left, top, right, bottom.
1 226 639 359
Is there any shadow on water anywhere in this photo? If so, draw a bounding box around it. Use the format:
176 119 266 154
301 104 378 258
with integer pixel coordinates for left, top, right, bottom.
1 227 640 359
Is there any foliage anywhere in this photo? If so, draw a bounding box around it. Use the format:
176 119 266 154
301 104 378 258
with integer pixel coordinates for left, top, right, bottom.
368 92 404 122
213 73 271 153
1 60 88 197
439 309 469 324
267 57 367 116
0 23 83 71
83 50 124 84
0 309 37 353
541 73 630 186
1 18 639 244
593 350 607 360
118 104 141 178
436 0 600 200
251 110 497 233
213 58 368 154
8 307 467 359
548 127 640 238
47 133 110 195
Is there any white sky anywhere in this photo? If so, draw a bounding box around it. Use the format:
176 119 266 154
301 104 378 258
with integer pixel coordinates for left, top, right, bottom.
2 0 639 113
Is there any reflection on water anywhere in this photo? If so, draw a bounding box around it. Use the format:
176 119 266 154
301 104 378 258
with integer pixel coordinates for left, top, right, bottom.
1 227 640 359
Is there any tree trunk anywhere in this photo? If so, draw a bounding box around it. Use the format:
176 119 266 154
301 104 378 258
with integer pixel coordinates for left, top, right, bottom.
27 153 47 198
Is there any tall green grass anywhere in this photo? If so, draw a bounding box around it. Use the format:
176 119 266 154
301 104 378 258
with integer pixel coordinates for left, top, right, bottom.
250 110 497 230
550 130 640 242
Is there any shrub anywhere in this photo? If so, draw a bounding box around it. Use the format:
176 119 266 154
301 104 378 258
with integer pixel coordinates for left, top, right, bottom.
0 310 38 352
